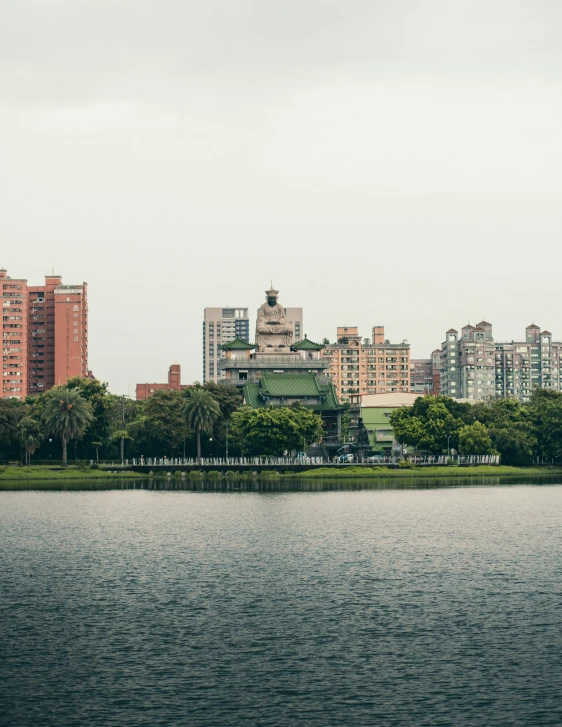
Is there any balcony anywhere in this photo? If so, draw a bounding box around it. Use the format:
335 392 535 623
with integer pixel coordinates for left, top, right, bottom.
219 357 330 370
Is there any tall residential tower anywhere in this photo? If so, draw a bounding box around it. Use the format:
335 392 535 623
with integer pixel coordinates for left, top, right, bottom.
1 268 88 399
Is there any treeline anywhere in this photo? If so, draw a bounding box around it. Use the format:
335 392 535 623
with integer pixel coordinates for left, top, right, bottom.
390 390 562 465
0 378 240 464
0 377 325 464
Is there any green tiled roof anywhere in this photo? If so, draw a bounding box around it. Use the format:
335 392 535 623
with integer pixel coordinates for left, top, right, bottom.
220 338 255 350
260 373 322 396
243 373 342 411
291 336 324 351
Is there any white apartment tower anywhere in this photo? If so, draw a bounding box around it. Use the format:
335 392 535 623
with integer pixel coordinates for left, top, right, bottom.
203 308 250 383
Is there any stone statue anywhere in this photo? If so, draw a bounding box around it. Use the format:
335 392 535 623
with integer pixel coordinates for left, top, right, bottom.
256 287 294 351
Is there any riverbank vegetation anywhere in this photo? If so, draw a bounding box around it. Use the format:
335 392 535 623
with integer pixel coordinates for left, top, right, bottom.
0 378 243 465
0 466 143 483
297 465 562 479
0 377 325 465
390 391 562 466
4 377 562 468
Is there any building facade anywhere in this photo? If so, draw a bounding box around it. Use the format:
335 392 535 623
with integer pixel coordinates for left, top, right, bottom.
361 392 420 453
439 321 562 402
322 325 411 405
2 268 88 399
410 350 441 395
203 305 303 383
203 307 250 383
1 269 28 400
136 364 192 400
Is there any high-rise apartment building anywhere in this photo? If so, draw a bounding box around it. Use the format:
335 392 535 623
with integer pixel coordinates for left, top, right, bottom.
439 322 562 402
203 308 251 383
410 350 441 395
202 305 303 383
322 325 410 404
1 268 88 399
1 269 28 400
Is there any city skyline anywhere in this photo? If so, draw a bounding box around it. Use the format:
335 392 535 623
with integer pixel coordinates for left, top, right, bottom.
2 2 562 394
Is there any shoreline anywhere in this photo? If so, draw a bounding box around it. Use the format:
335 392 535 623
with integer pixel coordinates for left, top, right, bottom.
292 465 562 479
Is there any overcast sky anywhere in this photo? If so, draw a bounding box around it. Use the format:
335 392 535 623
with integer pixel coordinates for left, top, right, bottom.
2 0 561 394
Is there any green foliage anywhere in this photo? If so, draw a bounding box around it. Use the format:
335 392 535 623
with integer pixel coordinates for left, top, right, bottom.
183 389 221 459
0 399 26 460
390 397 464 454
527 389 562 459
42 387 94 465
391 394 542 465
340 404 350 442
458 422 497 456
398 460 413 468
140 390 189 457
66 377 116 459
18 417 44 465
230 405 324 457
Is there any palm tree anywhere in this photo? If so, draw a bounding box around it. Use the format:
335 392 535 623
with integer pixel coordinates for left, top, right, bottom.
18 417 44 466
183 389 220 460
42 387 94 465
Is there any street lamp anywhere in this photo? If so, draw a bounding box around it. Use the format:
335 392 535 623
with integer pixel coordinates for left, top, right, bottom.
447 435 451 458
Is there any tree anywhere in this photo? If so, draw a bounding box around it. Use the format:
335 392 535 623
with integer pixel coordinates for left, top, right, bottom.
141 391 189 456
458 422 496 456
183 389 221 459
487 427 535 466
230 406 324 457
527 389 562 459
390 399 464 454
66 377 115 459
0 399 25 460
42 387 94 465
18 417 44 465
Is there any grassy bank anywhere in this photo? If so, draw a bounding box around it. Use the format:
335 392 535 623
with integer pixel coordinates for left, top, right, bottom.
294 465 562 479
0 466 145 483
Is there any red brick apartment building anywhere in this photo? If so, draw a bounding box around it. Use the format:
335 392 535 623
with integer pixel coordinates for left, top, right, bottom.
136 364 192 400
1 268 88 399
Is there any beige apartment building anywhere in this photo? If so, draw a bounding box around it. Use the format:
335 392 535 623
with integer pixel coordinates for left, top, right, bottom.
322 326 410 405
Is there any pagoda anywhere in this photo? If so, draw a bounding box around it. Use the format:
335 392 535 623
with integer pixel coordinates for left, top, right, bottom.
218 287 344 445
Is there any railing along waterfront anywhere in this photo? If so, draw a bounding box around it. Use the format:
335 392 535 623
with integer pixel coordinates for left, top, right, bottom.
94 454 501 468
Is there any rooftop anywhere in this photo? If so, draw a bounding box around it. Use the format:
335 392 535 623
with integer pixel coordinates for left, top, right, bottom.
244 373 342 411
291 335 324 351
220 338 255 351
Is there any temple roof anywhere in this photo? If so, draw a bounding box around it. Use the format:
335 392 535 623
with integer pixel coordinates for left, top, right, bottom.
220 338 255 350
291 335 324 351
446 328 458 333
243 373 342 411
260 373 323 396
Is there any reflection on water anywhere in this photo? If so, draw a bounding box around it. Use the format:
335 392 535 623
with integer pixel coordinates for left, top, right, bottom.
5 474 562 492
3 484 562 726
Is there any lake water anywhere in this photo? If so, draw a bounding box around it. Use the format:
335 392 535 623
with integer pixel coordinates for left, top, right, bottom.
2 479 562 726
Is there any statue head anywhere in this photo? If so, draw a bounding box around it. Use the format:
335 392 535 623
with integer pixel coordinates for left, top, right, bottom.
265 287 279 307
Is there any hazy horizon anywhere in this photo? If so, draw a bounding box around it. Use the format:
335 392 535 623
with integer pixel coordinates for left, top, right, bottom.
2 0 561 394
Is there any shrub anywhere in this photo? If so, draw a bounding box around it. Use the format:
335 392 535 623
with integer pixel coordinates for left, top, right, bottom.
398 460 413 469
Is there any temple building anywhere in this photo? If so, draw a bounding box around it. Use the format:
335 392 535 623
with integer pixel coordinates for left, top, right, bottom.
218 287 330 384
218 287 344 445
